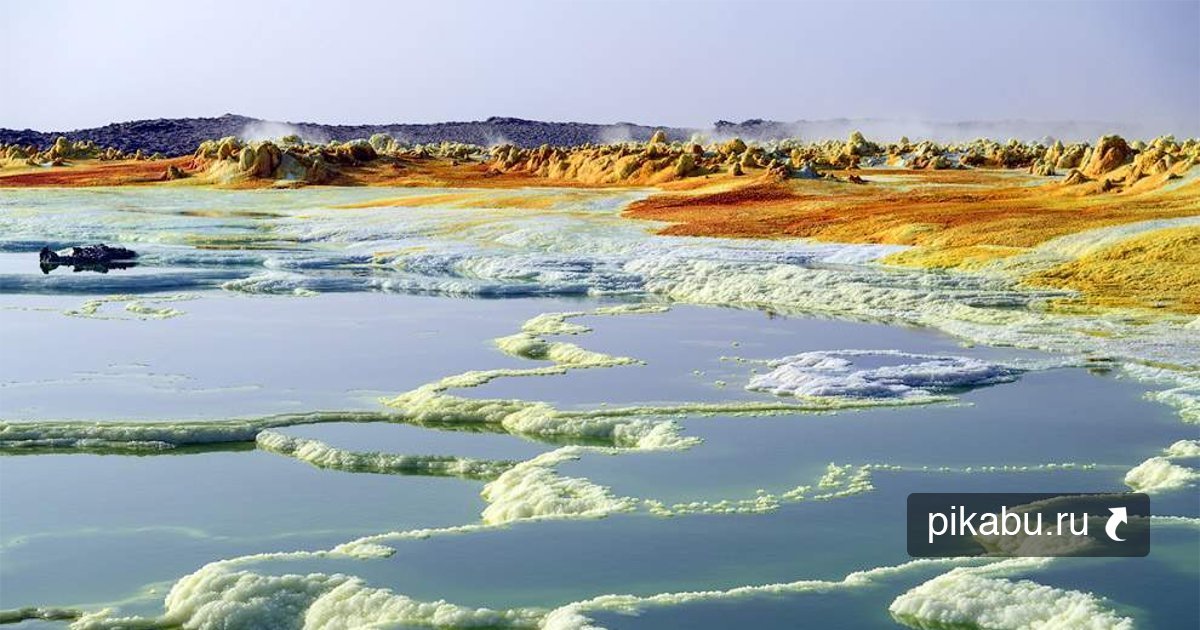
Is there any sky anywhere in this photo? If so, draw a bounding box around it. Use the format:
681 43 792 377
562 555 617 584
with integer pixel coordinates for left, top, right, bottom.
1 0 1197 135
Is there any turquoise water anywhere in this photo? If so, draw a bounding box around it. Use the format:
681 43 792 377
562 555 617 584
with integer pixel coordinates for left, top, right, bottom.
0 187 1196 630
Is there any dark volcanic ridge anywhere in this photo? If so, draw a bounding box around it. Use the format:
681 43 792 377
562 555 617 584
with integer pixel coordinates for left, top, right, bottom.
0 114 1150 157
0 115 688 157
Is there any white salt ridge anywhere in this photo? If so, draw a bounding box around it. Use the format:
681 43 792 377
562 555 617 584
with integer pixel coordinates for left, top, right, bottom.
0 437 175 451
255 430 516 481
494 333 639 367
0 270 242 295
0 411 391 451
747 350 1023 400
222 269 604 298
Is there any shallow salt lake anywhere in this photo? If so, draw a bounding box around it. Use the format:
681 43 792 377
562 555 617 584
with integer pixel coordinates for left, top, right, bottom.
232 469 1138 608
0 291 592 420
0 186 1196 630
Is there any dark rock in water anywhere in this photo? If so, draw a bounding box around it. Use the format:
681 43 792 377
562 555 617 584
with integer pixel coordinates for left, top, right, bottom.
39 244 138 274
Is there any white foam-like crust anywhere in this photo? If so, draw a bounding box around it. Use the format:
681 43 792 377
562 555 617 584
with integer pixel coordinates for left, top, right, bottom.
1164 439 1200 458
1124 456 1200 493
480 447 635 524
746 350 1022 400
1149 515 1200 528
888 560 1134 630
494 332 639 368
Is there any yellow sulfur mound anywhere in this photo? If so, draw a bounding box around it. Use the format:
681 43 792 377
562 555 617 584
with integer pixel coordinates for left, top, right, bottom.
1024 226 1200 313
882 245 1026 271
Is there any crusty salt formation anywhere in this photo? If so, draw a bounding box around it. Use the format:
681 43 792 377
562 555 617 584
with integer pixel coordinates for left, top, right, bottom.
1124 456 1200 493
746 350 1023 400
255 430 517 481
889 560 1134 630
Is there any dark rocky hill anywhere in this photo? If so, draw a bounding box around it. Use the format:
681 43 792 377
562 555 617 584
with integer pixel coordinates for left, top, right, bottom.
1 114 1144 156
0 114 693 156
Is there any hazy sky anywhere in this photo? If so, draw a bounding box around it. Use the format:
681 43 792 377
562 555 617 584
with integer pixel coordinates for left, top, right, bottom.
2 0 1197 134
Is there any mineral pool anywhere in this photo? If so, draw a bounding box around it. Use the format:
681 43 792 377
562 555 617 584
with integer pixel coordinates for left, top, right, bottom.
1 187 1197 630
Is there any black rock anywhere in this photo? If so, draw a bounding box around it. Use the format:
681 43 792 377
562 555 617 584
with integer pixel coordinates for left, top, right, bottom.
39 244 138 274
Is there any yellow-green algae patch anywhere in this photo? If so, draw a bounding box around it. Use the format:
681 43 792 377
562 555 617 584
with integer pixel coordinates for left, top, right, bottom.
64 294 197 320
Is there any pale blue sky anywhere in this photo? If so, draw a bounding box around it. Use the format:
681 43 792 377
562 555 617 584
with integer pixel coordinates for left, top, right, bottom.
1 0 1197 134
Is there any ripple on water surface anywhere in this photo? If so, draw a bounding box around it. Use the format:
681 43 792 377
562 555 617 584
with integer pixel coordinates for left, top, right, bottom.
0 448 485 611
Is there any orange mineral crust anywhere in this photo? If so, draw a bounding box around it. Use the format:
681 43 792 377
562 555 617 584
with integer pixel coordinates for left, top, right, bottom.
0 157 193 187
624 171 1200 250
